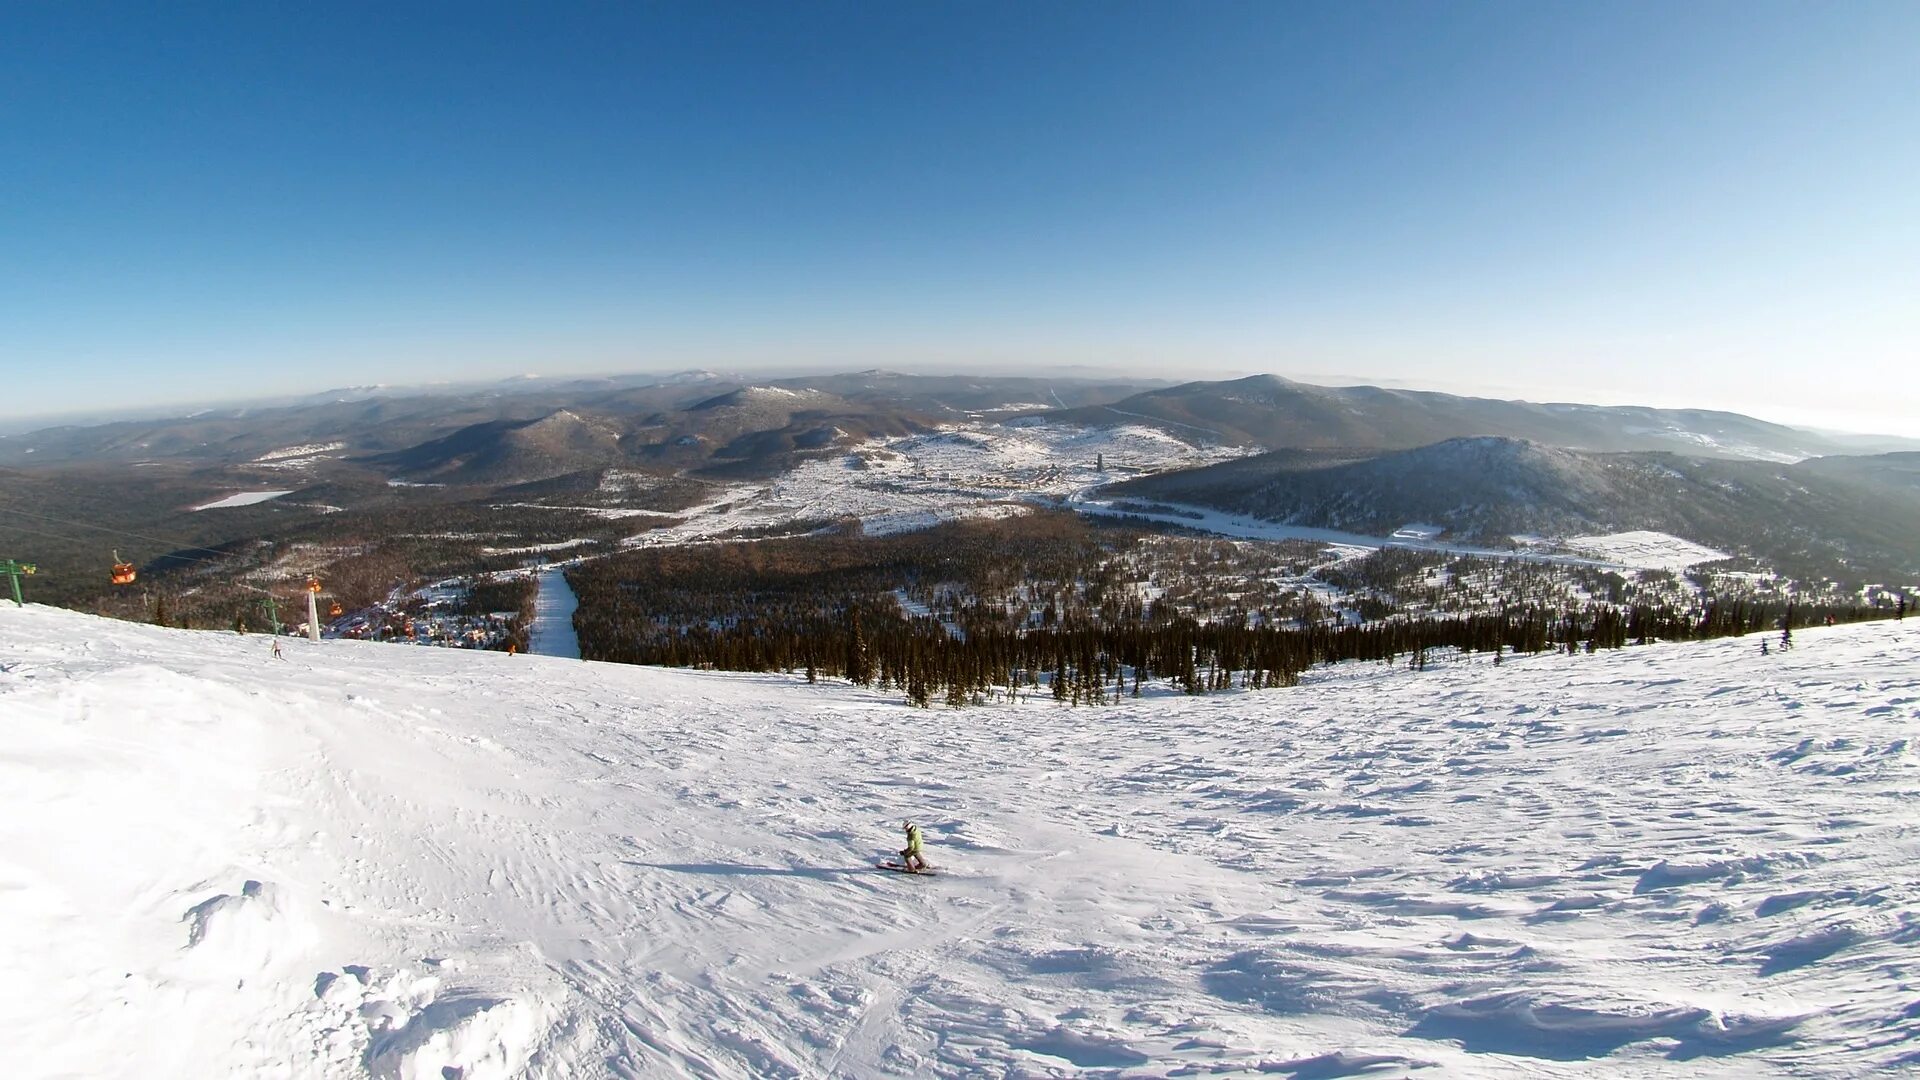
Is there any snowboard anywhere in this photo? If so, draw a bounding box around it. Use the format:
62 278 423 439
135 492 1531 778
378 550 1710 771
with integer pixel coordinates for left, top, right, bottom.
877 861 936 875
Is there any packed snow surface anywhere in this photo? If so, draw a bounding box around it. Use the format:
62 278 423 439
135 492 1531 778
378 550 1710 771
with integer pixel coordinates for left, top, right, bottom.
191 489 296 510
3 605 1918 1077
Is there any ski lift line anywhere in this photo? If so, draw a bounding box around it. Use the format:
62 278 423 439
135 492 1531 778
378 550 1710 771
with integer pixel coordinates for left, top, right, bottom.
0 509 251 573
0 506 241 562
0 521 105 549
1 507 332 598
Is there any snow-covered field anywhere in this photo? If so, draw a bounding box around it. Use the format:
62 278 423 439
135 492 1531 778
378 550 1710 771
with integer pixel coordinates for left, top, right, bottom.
252 443 348 469
1076 495 1728 573
508 423 1734 578
192 489 297 511
481 539 598 557
624 423 1246 546
1566 531 1731 571
256 442 348 461
3 605 1918 1078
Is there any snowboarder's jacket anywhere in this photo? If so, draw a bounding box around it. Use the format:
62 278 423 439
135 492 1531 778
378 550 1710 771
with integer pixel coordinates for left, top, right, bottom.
904 823 924 855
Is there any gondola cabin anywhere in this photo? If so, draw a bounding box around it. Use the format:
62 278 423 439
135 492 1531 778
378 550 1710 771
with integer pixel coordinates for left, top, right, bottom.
110 552 136 586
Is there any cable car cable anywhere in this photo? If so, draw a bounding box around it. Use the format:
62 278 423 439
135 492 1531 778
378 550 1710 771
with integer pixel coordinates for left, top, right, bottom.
0 521 106 549
0 505 244 562
0 508 255 571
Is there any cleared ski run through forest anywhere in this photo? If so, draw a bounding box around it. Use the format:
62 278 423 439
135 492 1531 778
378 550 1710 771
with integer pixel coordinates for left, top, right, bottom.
527 565 581 659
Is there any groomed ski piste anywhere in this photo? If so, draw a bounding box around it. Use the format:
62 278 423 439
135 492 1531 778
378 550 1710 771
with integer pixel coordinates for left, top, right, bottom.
3 604 1917 1078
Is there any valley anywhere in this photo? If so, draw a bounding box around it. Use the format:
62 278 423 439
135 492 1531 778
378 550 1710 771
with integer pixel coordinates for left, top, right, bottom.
1 372 1915 696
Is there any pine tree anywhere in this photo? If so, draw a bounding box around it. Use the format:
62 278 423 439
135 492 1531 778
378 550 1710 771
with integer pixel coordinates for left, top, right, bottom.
845 608 871 686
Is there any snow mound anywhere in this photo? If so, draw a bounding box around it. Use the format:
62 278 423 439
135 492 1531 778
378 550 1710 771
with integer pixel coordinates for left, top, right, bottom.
179 879 313 978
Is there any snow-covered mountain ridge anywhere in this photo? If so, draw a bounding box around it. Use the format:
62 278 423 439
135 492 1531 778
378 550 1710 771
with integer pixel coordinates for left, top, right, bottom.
3 604 1917 1077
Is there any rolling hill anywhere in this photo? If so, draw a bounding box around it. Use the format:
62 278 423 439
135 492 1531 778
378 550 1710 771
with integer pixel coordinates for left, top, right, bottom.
1039 374 1885 461
363 410 629 486
1109 437 1920 581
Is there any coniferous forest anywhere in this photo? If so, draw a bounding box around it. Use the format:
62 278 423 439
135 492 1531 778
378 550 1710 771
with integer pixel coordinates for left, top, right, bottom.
566 513 1900 707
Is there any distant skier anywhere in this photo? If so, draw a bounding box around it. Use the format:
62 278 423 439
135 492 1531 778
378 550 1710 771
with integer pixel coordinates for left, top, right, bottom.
899 820 929 872
271 639 284 661
1759 639 1770 656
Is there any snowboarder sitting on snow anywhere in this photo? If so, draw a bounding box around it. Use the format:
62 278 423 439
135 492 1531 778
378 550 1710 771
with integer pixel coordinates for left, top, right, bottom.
900 820 928 872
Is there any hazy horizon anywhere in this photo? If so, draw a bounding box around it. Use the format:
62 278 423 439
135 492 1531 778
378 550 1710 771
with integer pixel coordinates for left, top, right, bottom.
1 362 1913 445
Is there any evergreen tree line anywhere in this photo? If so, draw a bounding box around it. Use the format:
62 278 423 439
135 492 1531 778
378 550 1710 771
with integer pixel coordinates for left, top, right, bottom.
574 585 1895 708
561 513 1903 707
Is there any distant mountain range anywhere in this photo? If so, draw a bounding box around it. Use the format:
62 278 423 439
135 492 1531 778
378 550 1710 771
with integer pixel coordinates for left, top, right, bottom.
7 370 1917 477
1036 374 1918 461
5 370 1918 584
0 370 1155 475
1109 436 1920 581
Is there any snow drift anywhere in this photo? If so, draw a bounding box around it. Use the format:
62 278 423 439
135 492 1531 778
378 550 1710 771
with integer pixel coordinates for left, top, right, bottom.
2 604 1917 1077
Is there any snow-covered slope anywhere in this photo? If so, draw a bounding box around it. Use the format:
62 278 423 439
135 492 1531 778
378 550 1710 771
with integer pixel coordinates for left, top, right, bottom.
3 605 1917 1078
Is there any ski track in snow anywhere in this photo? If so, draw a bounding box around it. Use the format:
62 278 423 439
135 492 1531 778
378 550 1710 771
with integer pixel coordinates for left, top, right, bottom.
2 606 1919 1077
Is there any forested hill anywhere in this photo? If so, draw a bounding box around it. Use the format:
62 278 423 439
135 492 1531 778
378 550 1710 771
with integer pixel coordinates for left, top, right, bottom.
1038 373 1903 460
1108 436 1920 582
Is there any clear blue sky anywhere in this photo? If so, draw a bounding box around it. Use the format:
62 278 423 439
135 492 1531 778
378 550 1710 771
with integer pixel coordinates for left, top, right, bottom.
2 2 1916 433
